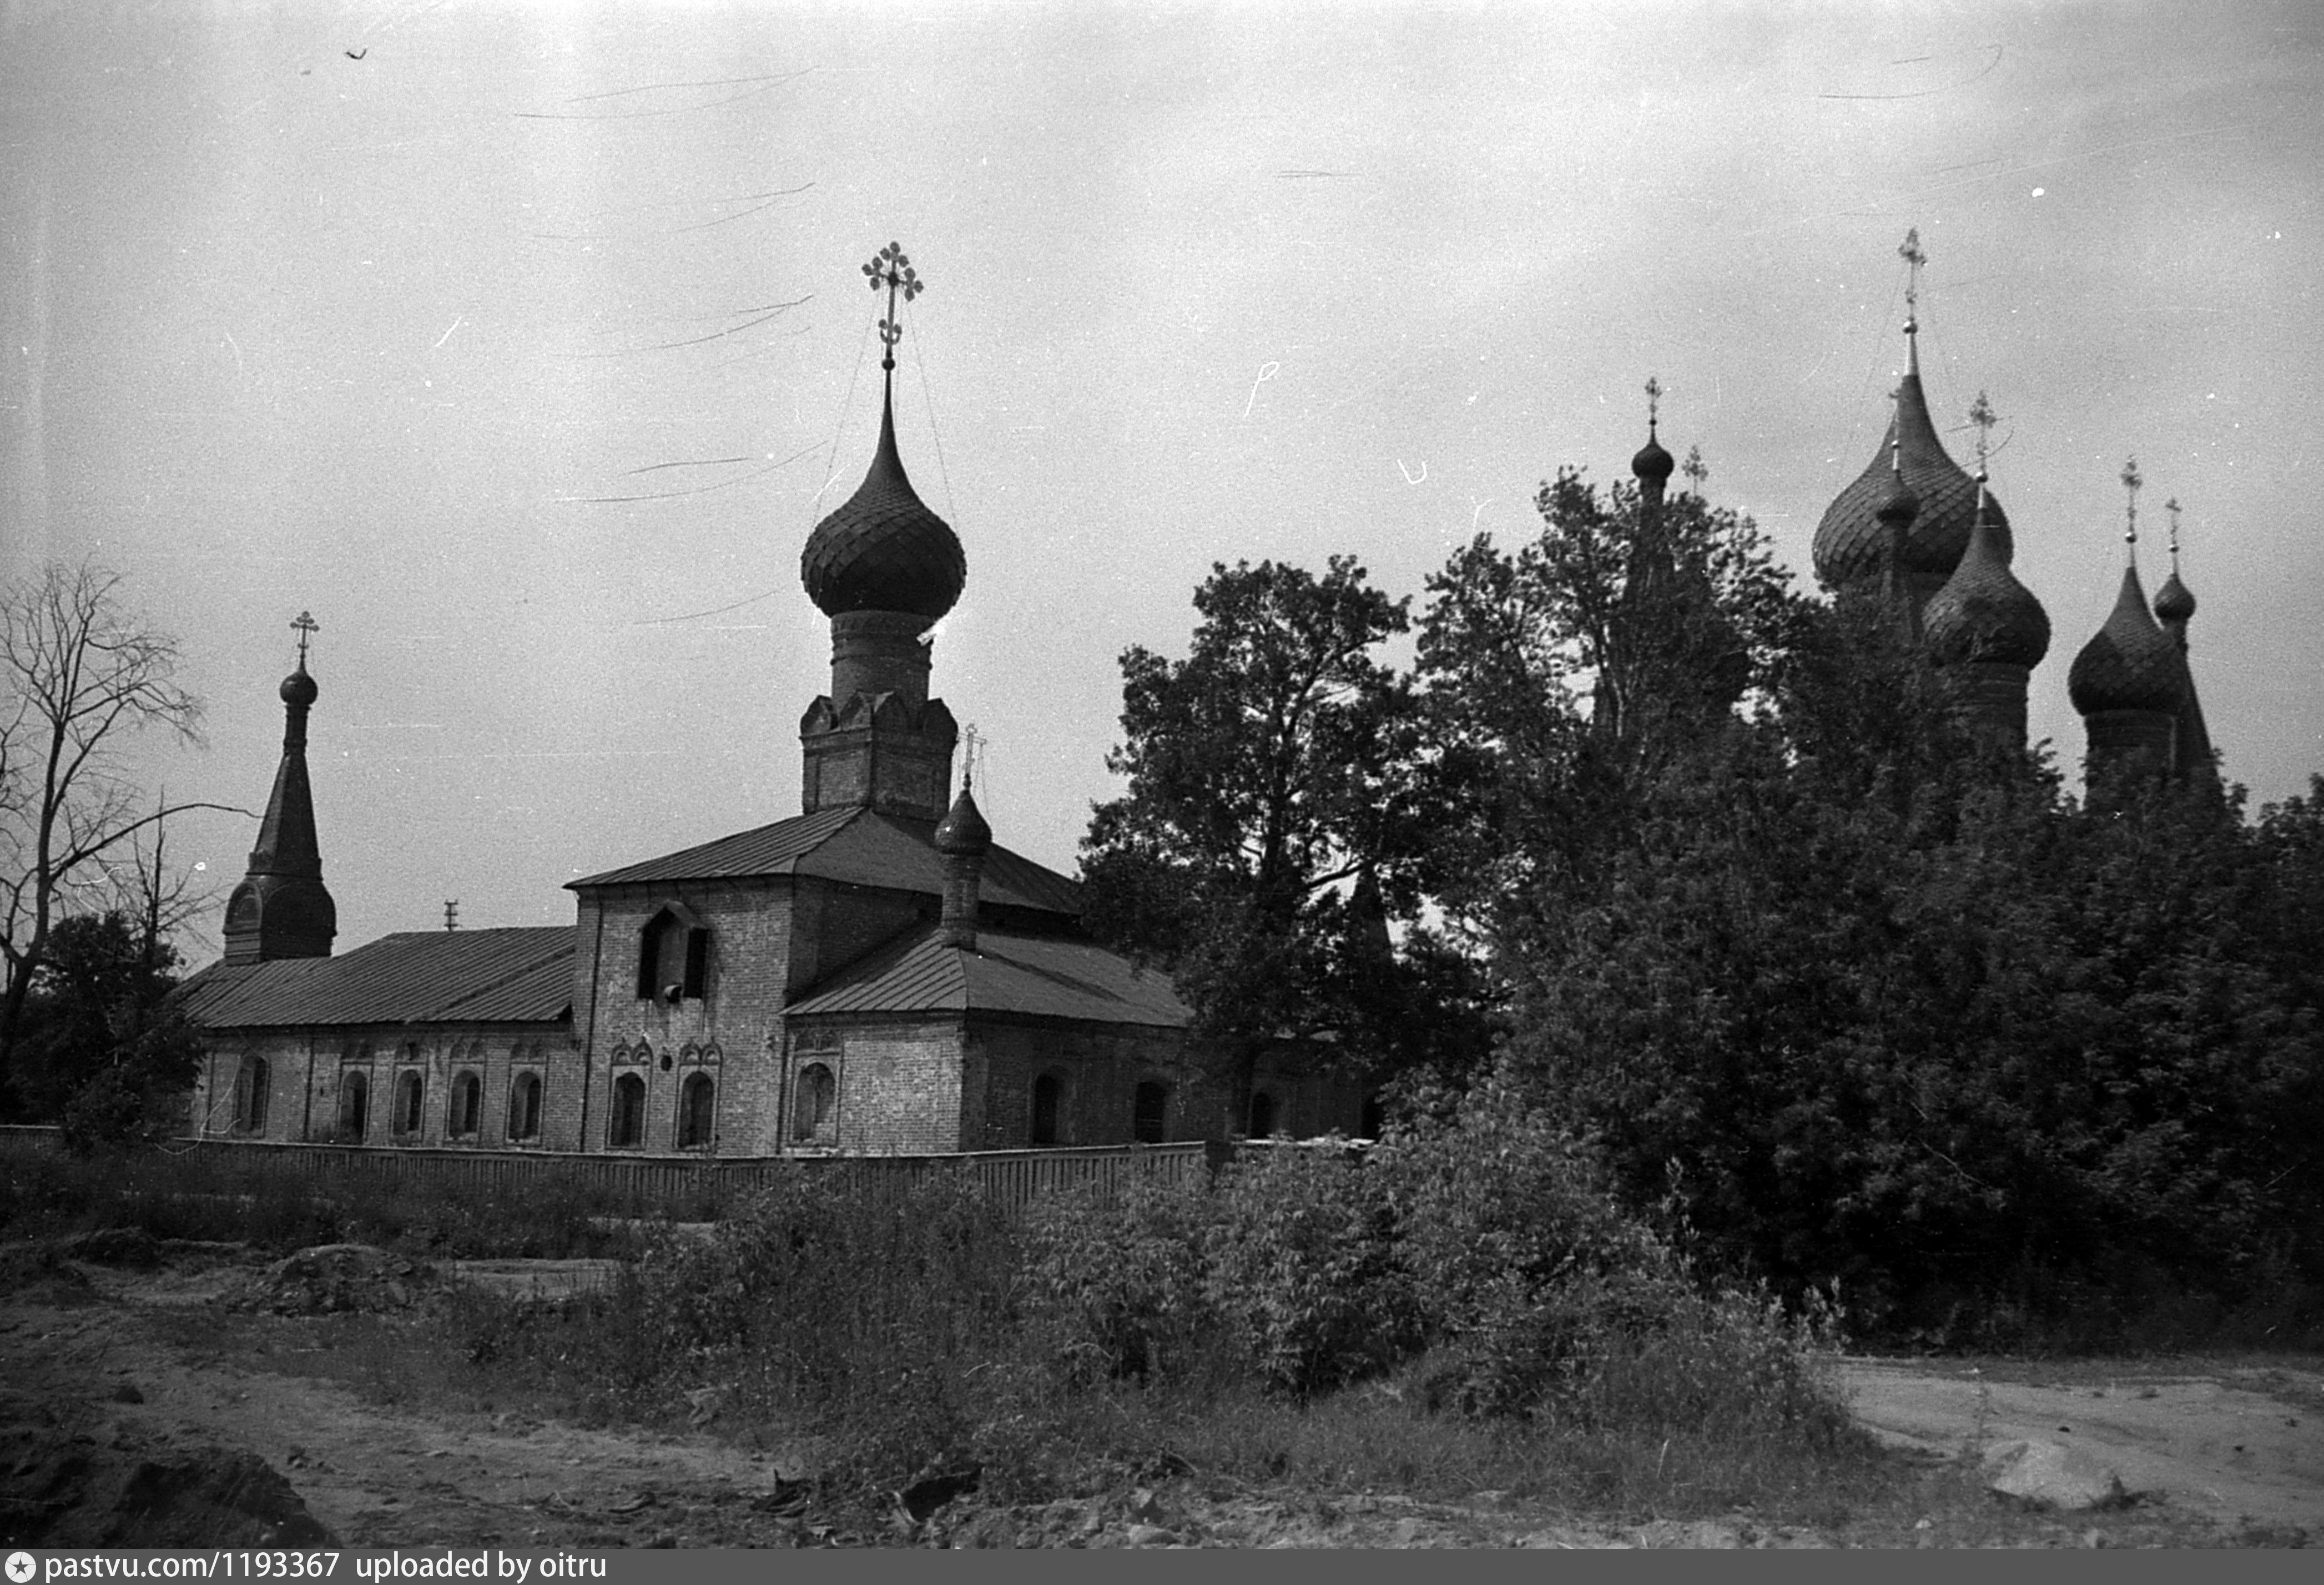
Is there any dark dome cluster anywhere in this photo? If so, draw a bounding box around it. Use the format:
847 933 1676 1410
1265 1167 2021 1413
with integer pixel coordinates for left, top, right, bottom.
2068 568 2185 717
800 403 966 622
1813 373 2015 589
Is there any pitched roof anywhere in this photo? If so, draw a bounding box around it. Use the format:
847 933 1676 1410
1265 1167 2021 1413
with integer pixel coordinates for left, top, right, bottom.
567 805 1082 917
177 926 573 1031
785 926 1190 1029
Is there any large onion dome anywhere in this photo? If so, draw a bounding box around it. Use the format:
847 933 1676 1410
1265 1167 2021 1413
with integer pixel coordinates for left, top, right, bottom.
1813 367 2014 590
2152 569 2196 625
800 395 966 621
2068 566 2184 717
1924 501 2049 668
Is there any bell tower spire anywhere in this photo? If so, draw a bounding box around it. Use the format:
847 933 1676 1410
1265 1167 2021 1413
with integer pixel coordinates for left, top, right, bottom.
221 612 337 966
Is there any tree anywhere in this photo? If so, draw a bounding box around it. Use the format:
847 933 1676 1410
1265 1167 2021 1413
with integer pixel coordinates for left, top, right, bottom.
12 909 205 1149
1 562 226 1103
1081 557 1441 1115
1415 465 1807 934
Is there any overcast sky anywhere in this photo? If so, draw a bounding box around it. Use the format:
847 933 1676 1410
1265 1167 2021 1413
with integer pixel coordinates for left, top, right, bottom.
4 0 2319 959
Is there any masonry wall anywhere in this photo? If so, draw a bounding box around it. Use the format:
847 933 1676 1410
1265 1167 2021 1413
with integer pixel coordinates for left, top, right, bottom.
193 1021 571 1148
966 1019 1203 1149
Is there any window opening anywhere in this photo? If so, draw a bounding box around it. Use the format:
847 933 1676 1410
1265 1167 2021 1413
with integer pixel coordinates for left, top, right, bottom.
1031 1073 1062 1145
394 1071 425 1138
339 1071 369 1143
678 1072 715 1150
507 1072 541 1141
637 905 710 1001
793 1062 835 1141
609 1072 646 1148
448 1071 481 1137
1133 1080 1169 1144
233 1056 270 1134
1248 1090 1278 1139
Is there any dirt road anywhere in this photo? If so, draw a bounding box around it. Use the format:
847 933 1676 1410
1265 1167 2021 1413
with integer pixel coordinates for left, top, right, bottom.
3 1244 2317 1547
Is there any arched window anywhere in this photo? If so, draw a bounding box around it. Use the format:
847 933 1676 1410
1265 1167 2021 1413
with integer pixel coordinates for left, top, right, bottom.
678 1072 715 1150
394 1071 425 1138
609 1072 646 1148
1132 1080 1169 1144
792 1062 835 1142
338 1071 369 1143
233 1056 270 1134
1360 1094 1387 1140
507 1072 542 1142
1030 1072 1062 1146
448 1071 482 1138
1248 1089 1278 1139
636 903 710 1003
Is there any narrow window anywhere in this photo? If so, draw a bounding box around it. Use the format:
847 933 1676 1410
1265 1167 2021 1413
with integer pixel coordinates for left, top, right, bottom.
507 1072 541 1141
1030 1073 1062 1146
678 1072 715 1150
1132 1080 1169 1144
1248 1090 1278 1139
792 1062 835 1141
234 1056 271 1134
395 1071 425 1138
1360 1094 1387 1140
609 1072 646 1148
339 1071 369 1143
448 1071 481 1138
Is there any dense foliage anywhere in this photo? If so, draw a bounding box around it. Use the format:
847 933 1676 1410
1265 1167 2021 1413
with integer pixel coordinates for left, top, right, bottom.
1090 463 2324 1347
9 910 204 1150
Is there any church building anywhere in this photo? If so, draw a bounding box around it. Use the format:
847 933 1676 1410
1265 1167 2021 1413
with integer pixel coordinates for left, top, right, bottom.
178 246 1364 1158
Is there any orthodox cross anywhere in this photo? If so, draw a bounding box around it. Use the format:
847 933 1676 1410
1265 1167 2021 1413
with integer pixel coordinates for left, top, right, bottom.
2165 497 2183 570
1967 390 1997 481
2121 457 2142 547
291 609 320 668
443 900 459 933
861 241 924 371
1643 374 1662 439
962 721 984 792
1899 226 1925 333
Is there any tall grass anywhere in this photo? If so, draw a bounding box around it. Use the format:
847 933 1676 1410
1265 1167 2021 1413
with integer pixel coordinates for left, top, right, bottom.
446 1107 1868 1516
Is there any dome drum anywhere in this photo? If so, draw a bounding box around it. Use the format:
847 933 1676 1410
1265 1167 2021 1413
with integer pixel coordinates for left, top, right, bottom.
1939 660 2032 752
830 609 937 706
2081 709 2177 775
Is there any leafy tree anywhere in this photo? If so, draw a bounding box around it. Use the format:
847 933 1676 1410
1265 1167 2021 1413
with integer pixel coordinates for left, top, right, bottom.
1 562 229 1102
12 909 204 1150
1081 557 1444 1117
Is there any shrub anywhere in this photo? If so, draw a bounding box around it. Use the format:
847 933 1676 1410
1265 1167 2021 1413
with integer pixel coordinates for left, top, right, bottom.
1019 1173 1216 1387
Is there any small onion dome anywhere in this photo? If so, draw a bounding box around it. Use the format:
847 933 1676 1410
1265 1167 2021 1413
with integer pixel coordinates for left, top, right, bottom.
932 781 991 855
800 396 966 620
2153 570 2196 625
2067 566 2185 717
1631 430 1675 484
1813 372 2015 588
280 664 318 708
1924 515 2050 668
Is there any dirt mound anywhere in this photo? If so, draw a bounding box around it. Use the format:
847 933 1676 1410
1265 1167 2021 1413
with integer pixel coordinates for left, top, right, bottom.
2 1428 337 1547
228 1244 442 1316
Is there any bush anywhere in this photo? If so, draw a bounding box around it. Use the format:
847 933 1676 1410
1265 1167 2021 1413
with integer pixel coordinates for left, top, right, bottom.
1019 1173 1216 1386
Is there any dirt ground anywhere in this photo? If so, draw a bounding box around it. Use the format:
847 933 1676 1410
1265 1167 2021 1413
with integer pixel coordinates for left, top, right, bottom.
2 1241 2316 1548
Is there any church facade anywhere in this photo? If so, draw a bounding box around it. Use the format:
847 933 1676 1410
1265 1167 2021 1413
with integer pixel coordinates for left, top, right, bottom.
178 248 1364 1158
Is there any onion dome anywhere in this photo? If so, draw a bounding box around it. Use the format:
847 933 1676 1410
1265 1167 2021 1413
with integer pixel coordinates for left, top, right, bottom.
2067 566 2184 718
280 663 318 708
800 392 966 620
932 778 991 855
1924 499 2050 669
1632 428 1674 486
1813 365 2014 590
2152 570 2196 625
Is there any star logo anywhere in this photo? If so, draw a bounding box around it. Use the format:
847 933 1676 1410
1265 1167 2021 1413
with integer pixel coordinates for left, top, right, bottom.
7 1550 38 1583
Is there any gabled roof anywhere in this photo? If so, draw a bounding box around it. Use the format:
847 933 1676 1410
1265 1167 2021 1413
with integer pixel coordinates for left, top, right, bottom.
785 925 1190 1029
177 926 573 1031
567 805 1082 917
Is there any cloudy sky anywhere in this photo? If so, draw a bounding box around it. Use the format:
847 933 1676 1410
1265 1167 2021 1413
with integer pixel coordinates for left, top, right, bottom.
4 0 2318 957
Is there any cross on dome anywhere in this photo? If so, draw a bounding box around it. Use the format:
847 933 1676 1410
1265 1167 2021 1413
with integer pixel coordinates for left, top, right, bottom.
291 610 320 668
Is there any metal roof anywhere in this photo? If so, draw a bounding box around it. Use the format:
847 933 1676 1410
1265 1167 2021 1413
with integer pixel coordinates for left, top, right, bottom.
177 926 573 1031
784 926 1191 1028
567 805 1082 916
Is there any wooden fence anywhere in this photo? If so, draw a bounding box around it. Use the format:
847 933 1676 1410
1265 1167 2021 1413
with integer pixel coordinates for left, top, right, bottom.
0 1125 1231 1218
